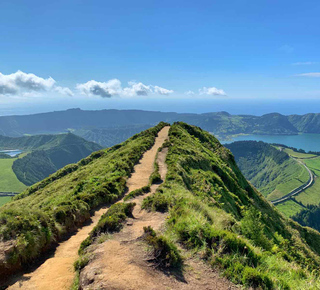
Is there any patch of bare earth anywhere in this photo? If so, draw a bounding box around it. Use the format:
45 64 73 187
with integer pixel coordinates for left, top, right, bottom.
79 134 237 290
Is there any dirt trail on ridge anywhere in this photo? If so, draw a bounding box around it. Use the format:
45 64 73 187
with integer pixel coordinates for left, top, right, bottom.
79 129 237 290
7 126 170 290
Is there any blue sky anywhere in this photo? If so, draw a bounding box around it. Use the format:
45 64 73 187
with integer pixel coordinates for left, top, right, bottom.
0 0 319 115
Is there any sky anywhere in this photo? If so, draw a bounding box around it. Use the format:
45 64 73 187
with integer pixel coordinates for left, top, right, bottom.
0 0 320 115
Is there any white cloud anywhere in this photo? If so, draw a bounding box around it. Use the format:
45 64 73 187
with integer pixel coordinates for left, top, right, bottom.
76 79 173 97
153 85 173 95
54 86 74 96
185 90 195 96
76 79 122 98
0 70 73 97
123 81 152 97
292 62 317 66
199 86 226 96
296 73 320 77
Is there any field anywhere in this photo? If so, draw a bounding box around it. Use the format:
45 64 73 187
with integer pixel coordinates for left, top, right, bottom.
0 196 12 207
275 199 305 217
0 157 27 193
266 160 309 201
282 148 317 159
295 156 320 206
275 154 320 216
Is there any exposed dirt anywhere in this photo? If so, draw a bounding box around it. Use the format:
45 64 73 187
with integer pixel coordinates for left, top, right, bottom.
79 135 238 290
7 127 170 290
7 125 237 290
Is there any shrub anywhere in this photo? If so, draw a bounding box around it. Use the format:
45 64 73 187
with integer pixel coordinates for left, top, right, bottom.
143 226 182 268
123 185 150 201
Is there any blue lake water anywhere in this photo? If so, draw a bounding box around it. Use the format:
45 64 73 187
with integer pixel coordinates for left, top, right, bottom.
221 133 320 152
0 150 22 157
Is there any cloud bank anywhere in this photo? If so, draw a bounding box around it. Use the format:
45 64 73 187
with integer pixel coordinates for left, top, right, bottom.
199 86 226 96
76 79 174 98
0 71 73 96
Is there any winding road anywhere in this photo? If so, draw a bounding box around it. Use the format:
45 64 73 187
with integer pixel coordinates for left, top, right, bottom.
271 159 314 205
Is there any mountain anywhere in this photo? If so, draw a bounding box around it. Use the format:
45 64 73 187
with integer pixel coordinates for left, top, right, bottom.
225 141 310 201
71 124 153 147
1 109 320 148
0 133 102 187
288 113 320 133
1 123 320 289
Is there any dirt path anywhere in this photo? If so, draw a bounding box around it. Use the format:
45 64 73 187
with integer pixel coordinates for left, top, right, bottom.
79 137 237 289
7 126 170 290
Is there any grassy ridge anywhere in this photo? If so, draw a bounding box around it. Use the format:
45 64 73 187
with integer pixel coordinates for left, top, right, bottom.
144 123 320 289
0 122 168 276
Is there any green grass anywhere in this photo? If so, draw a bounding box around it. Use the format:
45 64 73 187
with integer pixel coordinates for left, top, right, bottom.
0 158 27 192
275 200 305 217
226 141 310 201
0 122 168 275
0 196 12 207
143 123 320 289
282 148 317 159
294 157 320 206
267 161 309 201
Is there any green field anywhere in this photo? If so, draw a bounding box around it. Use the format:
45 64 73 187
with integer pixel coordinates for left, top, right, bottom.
266 160 309 201
275 199 305 217
0 157 27 193
294 156 320 206
0 196 12 207
282 147 317 159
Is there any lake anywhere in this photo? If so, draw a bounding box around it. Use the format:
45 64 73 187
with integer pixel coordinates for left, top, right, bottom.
221 133 320 152
0 150 22 157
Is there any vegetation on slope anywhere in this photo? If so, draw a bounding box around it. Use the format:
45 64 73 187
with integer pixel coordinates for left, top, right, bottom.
225 141 309 200
2 108 320 143
72 124 153 147
12 133 102 185
143 123 320 289
0 122 168 277
0 157 27 193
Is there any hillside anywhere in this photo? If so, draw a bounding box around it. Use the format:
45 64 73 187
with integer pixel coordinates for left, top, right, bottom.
288 113 320 133
71 124 153 147
2 123 320 289
0 133 101 193
0 123 168 284
1 109 320 147
225 141 310 201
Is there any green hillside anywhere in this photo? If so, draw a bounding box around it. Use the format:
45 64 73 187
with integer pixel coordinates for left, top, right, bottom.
2 109 320 146
76 124 320 289
72 124 152 147
225 141 309 200
11 133 102 185
0 133 102 194
141 123 320 289
2 122 320 289
0 123 167 278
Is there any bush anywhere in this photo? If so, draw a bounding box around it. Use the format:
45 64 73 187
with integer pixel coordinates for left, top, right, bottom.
143 226 182 268
123 185 150 201
142 190 171 212
241 266 273 289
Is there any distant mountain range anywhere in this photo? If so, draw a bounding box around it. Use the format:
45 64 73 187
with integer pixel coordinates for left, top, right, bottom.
1 109 320 147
